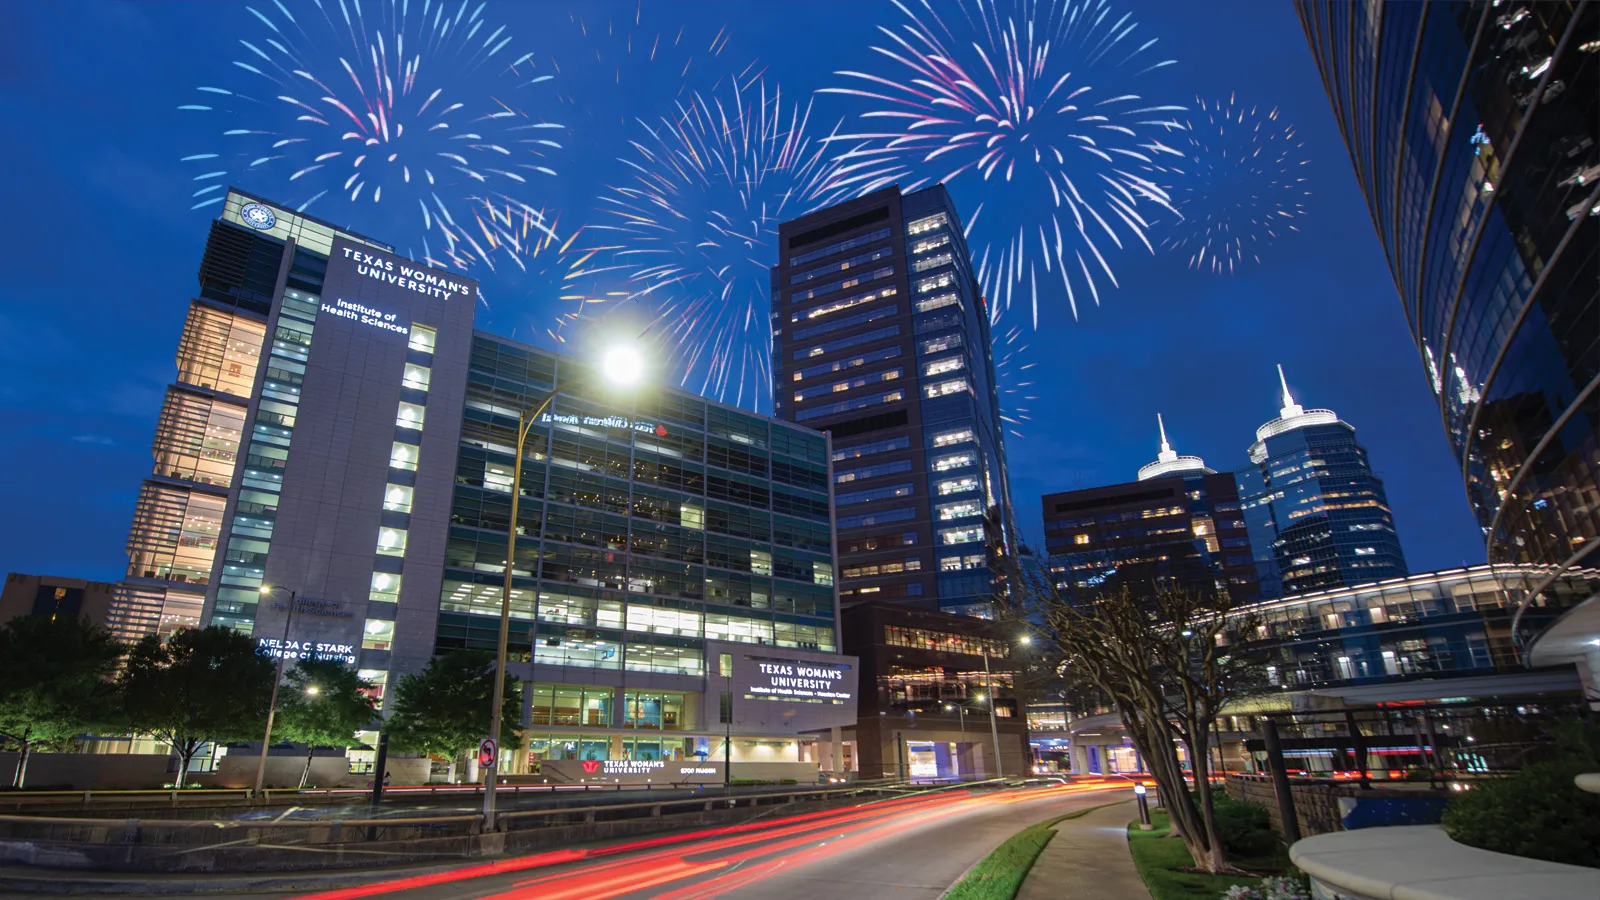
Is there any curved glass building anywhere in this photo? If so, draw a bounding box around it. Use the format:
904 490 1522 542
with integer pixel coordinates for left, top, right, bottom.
1296 3 1599 652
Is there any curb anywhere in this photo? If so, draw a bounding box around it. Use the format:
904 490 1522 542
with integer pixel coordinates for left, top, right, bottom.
0 862 468 896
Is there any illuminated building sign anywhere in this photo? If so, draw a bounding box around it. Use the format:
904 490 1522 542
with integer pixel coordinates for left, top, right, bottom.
1470 123 1491 156
749 660 854 702
540 412 668 437
257 637 356 665
319 298 411 336
338 246 475 303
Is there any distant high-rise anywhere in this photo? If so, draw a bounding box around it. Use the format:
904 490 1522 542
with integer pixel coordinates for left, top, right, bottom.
1296 1 1598 678
1236 367 1408 597
1044 417 1259 604
771 185 1017 617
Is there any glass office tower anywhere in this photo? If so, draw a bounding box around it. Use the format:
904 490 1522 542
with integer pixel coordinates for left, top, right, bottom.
1295 1 1598 580
770 185 1018 618
108 191 860 773
1237 367 1408 597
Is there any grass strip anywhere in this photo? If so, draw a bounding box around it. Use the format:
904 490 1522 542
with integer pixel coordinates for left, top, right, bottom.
1126 810 1274 900
943 800 1126 900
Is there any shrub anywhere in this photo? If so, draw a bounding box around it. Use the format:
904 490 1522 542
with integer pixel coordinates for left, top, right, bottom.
1441 757 1600 868
1210 790 1279 858
1221 875 1311 900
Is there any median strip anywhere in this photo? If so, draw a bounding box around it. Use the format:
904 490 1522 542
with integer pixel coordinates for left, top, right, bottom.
942 800 1125 900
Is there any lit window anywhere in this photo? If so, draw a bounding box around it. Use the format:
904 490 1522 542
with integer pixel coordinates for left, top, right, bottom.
680 503 705 530
924 378 968 399
906 213 948 235
936 477 979 496
923 356 965 377
939 526 984 545
1354 547 1376 556
376 527 408 556
390 442 419 471
396 401 426 430
920 333 961 355
932 452 975 472
370 572 401 603
402 363 431 391
813 562 834 586
362 618 395 651
407 325 437 354
937 500 983 521
356 669 389 702
383 484 414 513
1074 534 1090 545
751 550 773 576
914 292 960 313
933 428 973 447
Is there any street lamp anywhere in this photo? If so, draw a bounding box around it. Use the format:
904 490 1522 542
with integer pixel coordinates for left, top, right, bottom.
980 643 1004 780
483 343 646 831
254 584 297 798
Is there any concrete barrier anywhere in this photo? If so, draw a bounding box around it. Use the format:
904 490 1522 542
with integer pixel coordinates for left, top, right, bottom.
1291 825 1596 900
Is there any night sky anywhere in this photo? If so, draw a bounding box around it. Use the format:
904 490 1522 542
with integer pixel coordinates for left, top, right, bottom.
0 0 1485 585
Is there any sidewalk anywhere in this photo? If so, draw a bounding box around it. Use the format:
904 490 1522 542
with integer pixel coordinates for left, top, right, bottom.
1016 801 1150 900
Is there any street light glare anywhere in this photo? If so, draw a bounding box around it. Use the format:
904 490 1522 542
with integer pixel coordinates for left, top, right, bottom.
305 686 319 695
1019 635 1033 645
258 585 272 595
602 345 645 387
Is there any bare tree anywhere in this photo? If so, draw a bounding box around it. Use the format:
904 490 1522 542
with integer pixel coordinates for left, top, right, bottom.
1029 579 1266 873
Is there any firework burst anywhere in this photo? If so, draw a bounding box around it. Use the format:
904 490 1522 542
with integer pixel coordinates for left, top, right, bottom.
821 0 1186 329
993 326 1039 438
573 75 894 414
1159 94 1310 273
179 0 566 274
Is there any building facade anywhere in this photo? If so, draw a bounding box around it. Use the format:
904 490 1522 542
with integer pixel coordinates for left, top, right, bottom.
770 185 1018 618
1043 418 1260 605
1066 564 1599 774
107 190 858 774
840 602 1031 780
1 573 116 628
1236 367 1408 597
1295 2 1599 680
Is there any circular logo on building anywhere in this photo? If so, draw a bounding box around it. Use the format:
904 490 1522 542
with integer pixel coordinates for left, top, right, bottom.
655 425 668 437
240 203 277 231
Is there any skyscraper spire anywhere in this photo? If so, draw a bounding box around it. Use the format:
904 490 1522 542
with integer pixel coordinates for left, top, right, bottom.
1157 413 1173 457
1138 413 1213 481
1277 364 1304 417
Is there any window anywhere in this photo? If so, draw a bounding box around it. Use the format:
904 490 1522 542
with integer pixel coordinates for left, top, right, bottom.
719 652 733 677
939 526 984 545
402 363 431 391
933 428 973 447
937 499 983 520
936 476 979 495
932 452 975 472
390 442 419 471
1354 547 1377 556
750 550 772 576
794 325 900 360
795 389 905 422
370 572 401 603
923 378 968 399
906 213 948 236
838 483 914 505
789 245 894 284
915 273 955 294
914 292 960 313
919 333 962 355
1074 534 1090 545
842 558 923 578
789 227 892 267
938 554 986 571
792 304 897 341
408 325 437 354
922 356 965 377
911 252 953 273
793 367 902 402
911 233 951 255
396 401 426 430
680 503 705 530
376 527 408 556
837 459 914 483
362 618 395 651
793 347 901 381
833 436 910 461
813 562 834 585
838 507 916 530
791 269 896 310
383 484 414 513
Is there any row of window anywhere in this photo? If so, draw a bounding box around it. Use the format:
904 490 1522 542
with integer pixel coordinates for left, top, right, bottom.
788 244 893 285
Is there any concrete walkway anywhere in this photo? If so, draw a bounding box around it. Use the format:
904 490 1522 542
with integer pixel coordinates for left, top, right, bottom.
1016 800 1150 900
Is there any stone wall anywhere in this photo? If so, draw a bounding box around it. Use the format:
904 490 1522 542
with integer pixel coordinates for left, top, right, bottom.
1224 774 1344 838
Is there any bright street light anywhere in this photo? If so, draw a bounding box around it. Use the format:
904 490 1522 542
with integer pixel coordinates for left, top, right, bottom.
602 344 645 387
305 686 319 696
1019 635 1033 645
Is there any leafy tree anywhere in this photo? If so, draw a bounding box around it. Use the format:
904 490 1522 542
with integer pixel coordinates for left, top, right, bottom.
119 626 274 787
387 651 521 773
275 660 378 788
0 615 124 788
1027 578 1267 873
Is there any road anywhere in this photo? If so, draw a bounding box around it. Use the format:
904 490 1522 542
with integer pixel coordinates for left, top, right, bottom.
244 782 1133 900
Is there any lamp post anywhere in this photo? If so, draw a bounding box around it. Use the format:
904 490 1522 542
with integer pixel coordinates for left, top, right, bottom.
483 344 645 831
980 644 1003 780
254 585 297 798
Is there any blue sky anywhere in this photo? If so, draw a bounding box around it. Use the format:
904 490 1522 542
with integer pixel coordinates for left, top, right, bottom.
0 0 1484 583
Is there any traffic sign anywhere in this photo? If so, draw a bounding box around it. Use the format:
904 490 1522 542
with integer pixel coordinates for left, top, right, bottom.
478 737 498 769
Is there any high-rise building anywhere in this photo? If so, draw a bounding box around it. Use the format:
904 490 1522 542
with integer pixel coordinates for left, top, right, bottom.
1296 2 1599 683
107 190 859 777
1236 367 1408 597
1043 417 1259 604
770 185 1017 618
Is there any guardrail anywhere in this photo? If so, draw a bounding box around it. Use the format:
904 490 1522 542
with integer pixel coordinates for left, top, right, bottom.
0 782 940 848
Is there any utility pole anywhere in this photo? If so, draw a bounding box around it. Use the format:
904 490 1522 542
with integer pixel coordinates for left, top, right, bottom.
254 586 297 798
982 644 1003 779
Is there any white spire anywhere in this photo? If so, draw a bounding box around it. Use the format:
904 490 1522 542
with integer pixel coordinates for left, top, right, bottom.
1138 413 1213 481
1277 364 1304 418
1156 413 1175 461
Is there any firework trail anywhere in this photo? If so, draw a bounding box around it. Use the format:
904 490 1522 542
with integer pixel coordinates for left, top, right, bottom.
179 0 566 275
574 74 894 414
1159 94 1310 274
993 326 1038 438
821 0 1186 329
